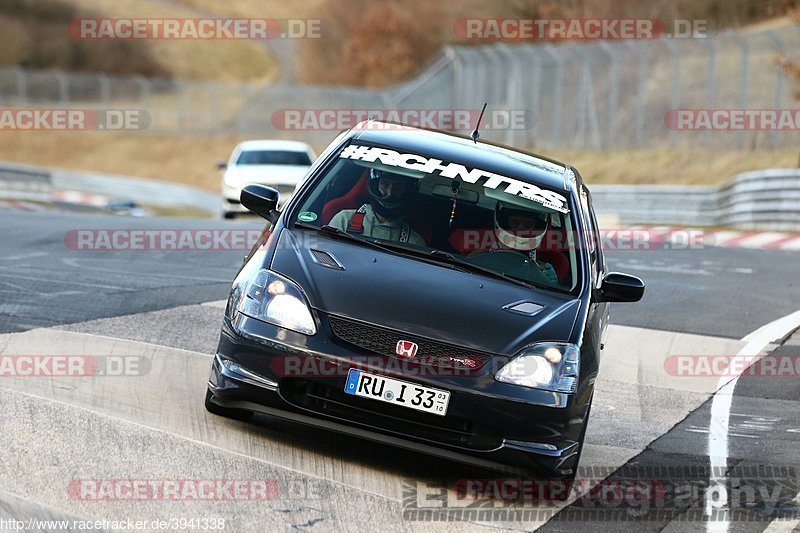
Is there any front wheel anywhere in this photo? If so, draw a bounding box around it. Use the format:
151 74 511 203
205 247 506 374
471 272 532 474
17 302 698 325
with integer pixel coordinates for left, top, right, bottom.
204 389 254 421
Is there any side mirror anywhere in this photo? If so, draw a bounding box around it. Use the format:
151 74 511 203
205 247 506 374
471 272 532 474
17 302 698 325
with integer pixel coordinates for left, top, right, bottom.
596 272 644 303
216 161 227 170
241 184 280 223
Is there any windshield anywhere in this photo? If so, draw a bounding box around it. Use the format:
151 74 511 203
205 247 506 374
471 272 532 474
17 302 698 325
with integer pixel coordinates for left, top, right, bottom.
236 150 311 166
292 143 580 293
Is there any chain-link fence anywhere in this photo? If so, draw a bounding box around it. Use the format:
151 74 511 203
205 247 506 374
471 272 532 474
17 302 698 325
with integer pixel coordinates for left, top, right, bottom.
1 23 799 150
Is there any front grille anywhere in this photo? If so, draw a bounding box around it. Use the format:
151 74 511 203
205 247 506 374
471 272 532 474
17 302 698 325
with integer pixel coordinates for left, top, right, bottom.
281 379 502 450
328 315 492 370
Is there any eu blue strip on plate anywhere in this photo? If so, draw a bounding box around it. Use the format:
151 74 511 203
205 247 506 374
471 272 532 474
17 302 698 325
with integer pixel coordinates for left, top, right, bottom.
344 368 361 395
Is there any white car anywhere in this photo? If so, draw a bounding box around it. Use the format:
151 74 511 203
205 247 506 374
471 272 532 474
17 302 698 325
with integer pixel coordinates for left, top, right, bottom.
220 140 316 219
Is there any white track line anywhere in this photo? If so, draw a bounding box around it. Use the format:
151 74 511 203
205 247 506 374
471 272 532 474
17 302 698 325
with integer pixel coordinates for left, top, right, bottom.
763 489 800 532
706 309 800 532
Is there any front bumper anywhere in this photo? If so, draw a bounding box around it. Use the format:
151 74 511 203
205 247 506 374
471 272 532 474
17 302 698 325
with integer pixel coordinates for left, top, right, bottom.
208 313 592 476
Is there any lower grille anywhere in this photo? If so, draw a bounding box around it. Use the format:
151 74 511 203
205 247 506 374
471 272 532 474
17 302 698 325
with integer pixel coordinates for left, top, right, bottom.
281 379 503 450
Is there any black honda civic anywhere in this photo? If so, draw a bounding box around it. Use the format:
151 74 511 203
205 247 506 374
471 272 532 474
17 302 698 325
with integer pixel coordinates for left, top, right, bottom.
205 121 644 481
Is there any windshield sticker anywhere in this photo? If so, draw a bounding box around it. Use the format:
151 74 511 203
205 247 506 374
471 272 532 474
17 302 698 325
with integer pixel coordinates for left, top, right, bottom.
340 145 569 213
298 211 318 222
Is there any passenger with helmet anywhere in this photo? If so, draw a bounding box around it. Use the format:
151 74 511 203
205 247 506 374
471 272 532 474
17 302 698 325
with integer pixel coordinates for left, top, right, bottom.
481 201 558 284
328 168 425 245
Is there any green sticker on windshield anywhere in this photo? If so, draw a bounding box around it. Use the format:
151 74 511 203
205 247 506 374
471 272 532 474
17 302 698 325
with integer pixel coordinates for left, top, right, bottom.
298 211 318 222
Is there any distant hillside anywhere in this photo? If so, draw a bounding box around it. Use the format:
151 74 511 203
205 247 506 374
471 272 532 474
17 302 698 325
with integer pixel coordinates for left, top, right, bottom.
0 0 167 76
1 0 277 81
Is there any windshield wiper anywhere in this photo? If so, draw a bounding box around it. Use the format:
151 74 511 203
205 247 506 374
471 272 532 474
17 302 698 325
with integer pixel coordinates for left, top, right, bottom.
375 241 536 289
295 222 392 251
296 223 473 272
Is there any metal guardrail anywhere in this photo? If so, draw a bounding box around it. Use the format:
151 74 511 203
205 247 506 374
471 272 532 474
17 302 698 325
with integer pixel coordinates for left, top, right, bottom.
0 163 51 202
1 162 797 228
0 162 219 215
591 169 800 231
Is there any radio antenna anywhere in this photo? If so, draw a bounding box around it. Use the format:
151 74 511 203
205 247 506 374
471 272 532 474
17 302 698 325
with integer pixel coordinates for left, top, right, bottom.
470 102 487 144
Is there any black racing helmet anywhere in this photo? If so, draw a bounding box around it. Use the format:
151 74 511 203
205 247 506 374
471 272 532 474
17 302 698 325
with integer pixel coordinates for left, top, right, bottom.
367 168 418 220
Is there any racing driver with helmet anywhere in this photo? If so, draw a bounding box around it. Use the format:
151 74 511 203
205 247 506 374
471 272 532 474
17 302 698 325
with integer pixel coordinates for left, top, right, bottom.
474 201 559 284
329 168 425 246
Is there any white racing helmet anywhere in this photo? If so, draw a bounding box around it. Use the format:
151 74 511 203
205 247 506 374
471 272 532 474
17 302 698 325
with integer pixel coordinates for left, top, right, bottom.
493 201 550 251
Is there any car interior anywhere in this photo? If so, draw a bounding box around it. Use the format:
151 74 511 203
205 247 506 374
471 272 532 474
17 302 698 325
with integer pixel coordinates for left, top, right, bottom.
300 159 576 289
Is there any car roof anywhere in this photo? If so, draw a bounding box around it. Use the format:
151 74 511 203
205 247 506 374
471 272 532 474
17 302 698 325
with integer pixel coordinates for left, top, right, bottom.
350 122 575 192
235 140 313 152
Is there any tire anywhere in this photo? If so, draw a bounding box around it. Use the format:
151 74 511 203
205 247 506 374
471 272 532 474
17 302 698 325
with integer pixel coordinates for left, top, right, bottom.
204 389 254 421
222 211 236 220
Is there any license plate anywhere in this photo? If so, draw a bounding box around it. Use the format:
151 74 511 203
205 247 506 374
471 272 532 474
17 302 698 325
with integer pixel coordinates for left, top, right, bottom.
344 369 450 416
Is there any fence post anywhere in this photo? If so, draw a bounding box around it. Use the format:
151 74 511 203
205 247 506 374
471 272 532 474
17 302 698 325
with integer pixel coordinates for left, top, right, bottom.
13 67 27 104
730 33 750 150
765 30 785 149
444 47 461 110
55 71 69 105
598 41 619 149
701 37 717 148
177 79 187 134
542 44 564 148
663 39 682 148
210 81 222 136
628 40 647 149
98 73 110 105
496 44 520 146
523 46 542 148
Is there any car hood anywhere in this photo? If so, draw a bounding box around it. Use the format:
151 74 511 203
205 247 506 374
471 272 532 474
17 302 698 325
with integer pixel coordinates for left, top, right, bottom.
269 229 582 356
224 165 309 185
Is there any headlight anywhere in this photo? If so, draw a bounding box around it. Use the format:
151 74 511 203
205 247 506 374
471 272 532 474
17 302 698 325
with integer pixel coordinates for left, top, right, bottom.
233 269 316 335
495 343 579 392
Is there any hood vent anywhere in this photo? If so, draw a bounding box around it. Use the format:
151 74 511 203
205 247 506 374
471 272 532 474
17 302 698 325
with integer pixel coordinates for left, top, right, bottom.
309 248 344 270
503 300 544 316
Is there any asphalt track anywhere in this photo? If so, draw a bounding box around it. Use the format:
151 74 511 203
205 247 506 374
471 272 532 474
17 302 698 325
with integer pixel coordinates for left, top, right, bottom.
1 208 799 532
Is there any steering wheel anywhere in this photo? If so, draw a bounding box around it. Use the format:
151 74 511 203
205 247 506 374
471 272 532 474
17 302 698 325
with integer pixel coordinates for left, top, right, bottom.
468 250 551 285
